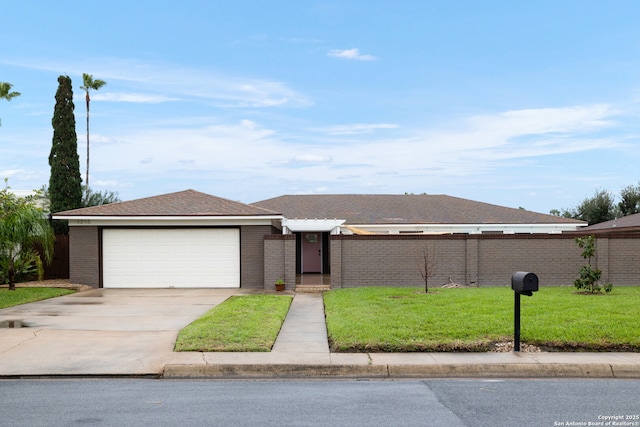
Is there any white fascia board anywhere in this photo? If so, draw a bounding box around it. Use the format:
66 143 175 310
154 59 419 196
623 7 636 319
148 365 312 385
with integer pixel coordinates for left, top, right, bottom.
56 215 283 227
347 223 588 234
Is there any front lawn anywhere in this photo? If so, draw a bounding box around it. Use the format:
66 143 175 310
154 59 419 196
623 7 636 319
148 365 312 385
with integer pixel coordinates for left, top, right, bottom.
175 295 293 352
323 287 640 352
0 287 75 309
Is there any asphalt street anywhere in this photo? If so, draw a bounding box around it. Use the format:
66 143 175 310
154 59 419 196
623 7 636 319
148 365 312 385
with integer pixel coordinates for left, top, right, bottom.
1 379 639 426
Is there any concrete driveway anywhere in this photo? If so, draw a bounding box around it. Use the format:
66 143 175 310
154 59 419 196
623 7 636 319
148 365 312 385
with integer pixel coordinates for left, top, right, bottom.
0 288 238 376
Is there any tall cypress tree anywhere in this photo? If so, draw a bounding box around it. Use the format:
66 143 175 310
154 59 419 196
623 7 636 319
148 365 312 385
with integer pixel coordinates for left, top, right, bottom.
49 75 82 234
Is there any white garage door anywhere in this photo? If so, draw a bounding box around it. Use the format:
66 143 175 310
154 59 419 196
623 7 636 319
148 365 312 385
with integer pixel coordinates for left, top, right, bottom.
102 228 240 288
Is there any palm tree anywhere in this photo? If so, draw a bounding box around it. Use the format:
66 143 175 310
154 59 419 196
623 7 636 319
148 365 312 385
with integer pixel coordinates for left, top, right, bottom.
0 82 21 126
80 73 106 198
0 182 54 291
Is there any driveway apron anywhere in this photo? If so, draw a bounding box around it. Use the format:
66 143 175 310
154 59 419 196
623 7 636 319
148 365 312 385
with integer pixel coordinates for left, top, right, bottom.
0 289 235 376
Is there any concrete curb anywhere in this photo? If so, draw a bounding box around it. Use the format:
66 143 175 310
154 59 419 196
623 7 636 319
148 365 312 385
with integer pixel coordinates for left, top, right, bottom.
163 364 389 379
389 363 614 378
162 363 640 379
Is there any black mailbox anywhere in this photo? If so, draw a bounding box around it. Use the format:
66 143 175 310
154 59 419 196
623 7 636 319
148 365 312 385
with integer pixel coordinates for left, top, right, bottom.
511 271 539 351
511 271 538 294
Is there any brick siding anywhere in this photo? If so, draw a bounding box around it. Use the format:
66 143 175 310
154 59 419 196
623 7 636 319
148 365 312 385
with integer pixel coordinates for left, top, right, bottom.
264 235 296 290
68 226 100 287
608 237 640 285
240 225 274 289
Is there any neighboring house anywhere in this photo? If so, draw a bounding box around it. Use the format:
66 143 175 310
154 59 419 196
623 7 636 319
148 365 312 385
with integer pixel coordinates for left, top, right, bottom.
576 212 640 234
54 190 587 289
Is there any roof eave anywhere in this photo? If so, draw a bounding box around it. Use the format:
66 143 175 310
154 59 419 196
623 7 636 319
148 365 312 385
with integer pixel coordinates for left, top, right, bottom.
54 214 284 227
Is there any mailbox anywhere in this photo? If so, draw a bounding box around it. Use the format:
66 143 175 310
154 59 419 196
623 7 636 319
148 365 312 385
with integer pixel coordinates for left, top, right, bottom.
511 271 538 294
511 271 538 351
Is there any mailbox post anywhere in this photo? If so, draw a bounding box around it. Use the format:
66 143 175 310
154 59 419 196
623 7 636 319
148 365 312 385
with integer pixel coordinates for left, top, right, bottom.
511 272 539 352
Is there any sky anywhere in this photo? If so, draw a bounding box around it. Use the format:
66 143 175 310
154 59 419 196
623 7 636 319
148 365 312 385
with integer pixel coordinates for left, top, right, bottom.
2 1 640 214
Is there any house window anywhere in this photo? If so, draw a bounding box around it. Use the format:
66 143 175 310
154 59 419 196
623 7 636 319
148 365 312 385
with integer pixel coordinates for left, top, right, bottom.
305 233 318 243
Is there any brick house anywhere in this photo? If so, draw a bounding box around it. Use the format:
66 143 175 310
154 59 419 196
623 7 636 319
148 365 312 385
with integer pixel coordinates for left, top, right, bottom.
54 190 592 289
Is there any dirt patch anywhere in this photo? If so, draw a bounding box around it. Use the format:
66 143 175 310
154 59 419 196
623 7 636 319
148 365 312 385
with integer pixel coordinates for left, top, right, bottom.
441 284 475 289
440 282 478 289
490 341 542 353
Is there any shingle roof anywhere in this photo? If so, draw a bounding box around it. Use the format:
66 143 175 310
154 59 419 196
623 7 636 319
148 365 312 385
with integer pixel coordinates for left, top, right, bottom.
251 194 585 225
578 212 640 233
55 189 279 217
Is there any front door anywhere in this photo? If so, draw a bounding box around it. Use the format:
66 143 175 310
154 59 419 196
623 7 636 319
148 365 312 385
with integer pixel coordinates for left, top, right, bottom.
302 232 322 273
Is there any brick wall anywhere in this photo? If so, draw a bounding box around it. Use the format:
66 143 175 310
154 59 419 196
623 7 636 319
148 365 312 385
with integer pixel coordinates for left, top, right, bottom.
69 226 100 287
476 236 582 286
240 225 274 289
264 235 296 290
609 237 640 284
330 235 467 288
326 233 639 288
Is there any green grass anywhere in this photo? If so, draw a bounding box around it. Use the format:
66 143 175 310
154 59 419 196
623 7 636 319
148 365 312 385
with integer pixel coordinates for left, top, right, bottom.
175 294 293 352
323 287 640 352
0 287 75 309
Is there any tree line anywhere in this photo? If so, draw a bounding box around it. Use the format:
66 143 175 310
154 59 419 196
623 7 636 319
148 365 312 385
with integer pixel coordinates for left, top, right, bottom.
550 184 640 225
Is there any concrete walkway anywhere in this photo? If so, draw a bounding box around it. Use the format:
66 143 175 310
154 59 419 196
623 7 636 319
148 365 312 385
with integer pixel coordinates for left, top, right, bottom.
2 288 640 379
272 293 329 354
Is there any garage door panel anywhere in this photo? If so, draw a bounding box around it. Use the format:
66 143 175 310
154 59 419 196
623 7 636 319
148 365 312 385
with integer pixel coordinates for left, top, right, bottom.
103 229 240 288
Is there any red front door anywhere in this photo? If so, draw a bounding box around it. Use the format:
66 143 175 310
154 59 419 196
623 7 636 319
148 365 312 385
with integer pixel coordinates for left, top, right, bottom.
302 232 322 273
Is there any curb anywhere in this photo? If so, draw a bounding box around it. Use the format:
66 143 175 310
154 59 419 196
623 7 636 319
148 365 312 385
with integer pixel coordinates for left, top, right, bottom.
163 364 389 379
162 363 640 379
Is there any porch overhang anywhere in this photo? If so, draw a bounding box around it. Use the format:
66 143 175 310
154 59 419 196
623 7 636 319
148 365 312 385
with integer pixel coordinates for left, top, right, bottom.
282 218 345 234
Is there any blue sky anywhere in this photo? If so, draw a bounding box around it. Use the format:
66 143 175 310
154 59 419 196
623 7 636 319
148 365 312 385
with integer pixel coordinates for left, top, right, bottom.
2 1 640 214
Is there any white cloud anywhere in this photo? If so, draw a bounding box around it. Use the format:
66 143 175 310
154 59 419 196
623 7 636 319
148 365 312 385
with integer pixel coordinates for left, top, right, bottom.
125 65 312 108
328 48 377 61
92 180 125 188
1 169 25 178
277 103 623 183
93 92 178 103
92 120 281 176
240 119 259 129
3 57 312 108
317 123 398 135
291 154 333 164
467 104 614 137
7 189 36 197
93 103 621 191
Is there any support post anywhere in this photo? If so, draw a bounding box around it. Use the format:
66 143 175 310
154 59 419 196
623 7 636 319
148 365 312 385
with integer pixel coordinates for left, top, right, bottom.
514 291 521 352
